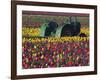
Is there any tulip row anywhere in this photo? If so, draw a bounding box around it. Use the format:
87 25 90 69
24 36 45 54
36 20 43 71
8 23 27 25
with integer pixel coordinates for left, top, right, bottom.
22 37 89 43
22 27 89 37
22 27 40 37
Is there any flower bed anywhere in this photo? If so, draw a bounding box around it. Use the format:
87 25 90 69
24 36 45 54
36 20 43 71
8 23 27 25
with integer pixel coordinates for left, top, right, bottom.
22 37 89 69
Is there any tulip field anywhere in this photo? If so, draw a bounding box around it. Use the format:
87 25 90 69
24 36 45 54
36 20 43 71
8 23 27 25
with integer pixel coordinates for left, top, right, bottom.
22 27 90 69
